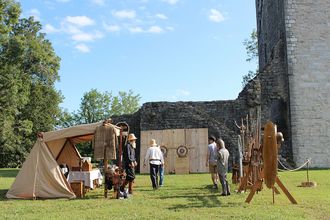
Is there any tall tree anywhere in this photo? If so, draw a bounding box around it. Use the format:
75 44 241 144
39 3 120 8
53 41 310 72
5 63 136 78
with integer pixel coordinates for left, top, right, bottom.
72 89 141 125
77 89 113 124
0 0 62 167
242 29 259 87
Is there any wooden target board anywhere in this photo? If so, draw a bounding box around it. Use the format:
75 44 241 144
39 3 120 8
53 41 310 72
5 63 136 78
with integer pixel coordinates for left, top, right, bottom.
140 128 208 174
263 121 278 189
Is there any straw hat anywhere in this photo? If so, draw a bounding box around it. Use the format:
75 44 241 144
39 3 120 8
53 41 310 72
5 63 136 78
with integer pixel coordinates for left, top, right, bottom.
128 133 137 141
149 139 157 146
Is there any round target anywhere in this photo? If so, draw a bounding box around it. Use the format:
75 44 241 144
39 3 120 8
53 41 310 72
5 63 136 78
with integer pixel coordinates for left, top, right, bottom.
177 145 188 157
160 146 168 158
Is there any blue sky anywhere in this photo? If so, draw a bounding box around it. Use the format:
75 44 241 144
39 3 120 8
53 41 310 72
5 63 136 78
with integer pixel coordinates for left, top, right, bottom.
18 0 257 112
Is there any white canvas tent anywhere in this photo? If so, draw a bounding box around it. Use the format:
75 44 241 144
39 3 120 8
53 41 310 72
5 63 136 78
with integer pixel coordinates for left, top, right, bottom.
6 122 120 199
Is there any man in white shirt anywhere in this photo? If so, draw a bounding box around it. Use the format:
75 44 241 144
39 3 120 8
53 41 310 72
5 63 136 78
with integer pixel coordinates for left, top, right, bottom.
143 139 164 189
206 136 219 189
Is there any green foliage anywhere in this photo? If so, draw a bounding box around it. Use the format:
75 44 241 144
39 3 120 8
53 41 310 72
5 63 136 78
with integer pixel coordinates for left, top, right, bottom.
56 89 141 157
0 1 61 167
242 29 259 88
1 169 330 219
57 89 141 128
78 89 113 124
242 69 259 88
243 29 258 63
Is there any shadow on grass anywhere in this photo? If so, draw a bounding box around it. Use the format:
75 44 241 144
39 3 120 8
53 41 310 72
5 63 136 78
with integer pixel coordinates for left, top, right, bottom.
0 189 8 201
166 194 222 210
0 169 19 178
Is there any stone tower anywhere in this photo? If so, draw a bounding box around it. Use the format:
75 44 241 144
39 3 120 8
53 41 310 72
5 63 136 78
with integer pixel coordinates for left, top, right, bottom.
256 0 330 167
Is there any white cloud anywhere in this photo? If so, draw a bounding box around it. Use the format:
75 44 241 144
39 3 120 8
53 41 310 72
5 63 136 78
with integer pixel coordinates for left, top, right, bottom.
65 16 95 27
103 23 121 32
57 0 70 2
63 24 82 34
75 43 90 53
147 26 163 33
90 0 105 6
43 24 60 33
71 31 104 42
177 89 190 96
166 26 175 31
129 27 144 33
162 0 179 5
156 13 167 20
112 10 136 19
209 9 225 23
28 9 41 21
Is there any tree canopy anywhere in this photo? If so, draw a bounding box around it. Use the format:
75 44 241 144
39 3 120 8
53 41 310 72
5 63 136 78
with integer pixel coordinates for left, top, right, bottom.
0 0 62 167
57 89 141 128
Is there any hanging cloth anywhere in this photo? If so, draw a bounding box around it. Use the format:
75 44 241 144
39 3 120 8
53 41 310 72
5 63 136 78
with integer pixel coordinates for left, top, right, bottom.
93 125 117 160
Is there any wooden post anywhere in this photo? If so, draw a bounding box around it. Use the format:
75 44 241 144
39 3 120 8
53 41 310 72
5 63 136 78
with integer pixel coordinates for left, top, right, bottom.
119 128 123 168
104 146 108 198
307 161 310 183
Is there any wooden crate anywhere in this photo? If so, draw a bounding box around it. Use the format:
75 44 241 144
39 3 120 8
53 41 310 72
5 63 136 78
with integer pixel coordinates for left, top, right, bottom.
71 181 84 198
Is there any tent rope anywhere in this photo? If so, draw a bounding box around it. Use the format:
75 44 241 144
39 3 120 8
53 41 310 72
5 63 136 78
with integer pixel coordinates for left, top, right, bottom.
278 158 311 172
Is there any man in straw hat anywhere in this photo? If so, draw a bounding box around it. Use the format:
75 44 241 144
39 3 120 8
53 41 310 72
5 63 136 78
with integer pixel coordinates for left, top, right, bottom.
120 133 138 195
143 139 164 189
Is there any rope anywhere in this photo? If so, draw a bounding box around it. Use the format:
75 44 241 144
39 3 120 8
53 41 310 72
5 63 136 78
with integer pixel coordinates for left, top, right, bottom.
277 158 311 172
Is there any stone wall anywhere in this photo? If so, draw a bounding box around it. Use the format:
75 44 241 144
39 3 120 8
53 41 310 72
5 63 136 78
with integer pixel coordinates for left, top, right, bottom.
139 100 248 167
255 0 293 163
285 0 330 167
114 99 254 171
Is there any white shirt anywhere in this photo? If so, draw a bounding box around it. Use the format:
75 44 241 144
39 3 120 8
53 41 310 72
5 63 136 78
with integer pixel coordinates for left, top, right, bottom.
144 145 164 165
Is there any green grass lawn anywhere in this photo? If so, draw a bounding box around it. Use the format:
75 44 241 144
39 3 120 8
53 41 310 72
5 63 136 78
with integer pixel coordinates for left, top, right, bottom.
1 169 329 220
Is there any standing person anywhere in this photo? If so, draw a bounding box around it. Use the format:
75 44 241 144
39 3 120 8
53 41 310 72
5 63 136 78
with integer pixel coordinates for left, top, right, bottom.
206 136 219 189
120 133 138 195
216 139 230 196
143 139 164 189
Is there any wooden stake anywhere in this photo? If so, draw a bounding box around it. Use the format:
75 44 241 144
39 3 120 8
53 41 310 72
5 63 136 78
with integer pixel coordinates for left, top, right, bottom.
273 186 280 195
119 128 123 168
104 146 108 198
275 176 297 204
307 161 310 183
245 179 263 203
